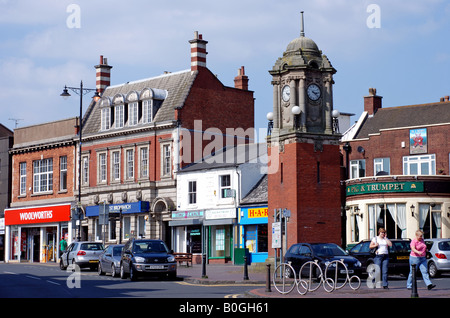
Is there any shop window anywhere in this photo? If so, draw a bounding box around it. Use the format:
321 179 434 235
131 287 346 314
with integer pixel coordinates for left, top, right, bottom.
419 204 442 239
123 216 131 240
109 219 117 241
368 203 406 239
350 160 365 179
137 215 146 238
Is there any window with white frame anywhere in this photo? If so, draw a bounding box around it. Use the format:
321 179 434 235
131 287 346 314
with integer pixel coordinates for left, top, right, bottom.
142 99 152 123
128 102 138 126
60 156 67 191
188 181 197 204
403 154 435 175
115 105 124 128
19 162 26 195
374 157 390 176
82 155 89 186
220 174 231 198
33 158 53 193
112 151 121 181
126 149 134 179
101 108 111 130
98 153 107 183
162 144 171 177
349 159 366 179
139 147 148 178
419 203 442 238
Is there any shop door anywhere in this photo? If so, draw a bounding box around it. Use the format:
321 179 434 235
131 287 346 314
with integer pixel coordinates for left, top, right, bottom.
33 235 40 262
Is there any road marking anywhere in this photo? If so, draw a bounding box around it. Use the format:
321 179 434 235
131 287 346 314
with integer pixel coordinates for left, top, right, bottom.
4 272 18 275
26 275 41 280
225 294 242 298
46 280 61 285
177 281 264 287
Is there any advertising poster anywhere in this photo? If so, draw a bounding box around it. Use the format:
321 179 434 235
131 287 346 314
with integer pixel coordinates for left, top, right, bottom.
410 128 427 154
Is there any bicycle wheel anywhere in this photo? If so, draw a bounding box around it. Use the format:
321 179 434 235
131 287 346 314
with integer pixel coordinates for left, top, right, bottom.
273 263 296 294
298 261 323 293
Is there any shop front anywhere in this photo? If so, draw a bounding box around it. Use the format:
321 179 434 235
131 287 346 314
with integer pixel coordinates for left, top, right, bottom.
169 210 204 264
85 201 150 244
238 206 268 263
345 177 450 247
204 208 236 264
4 204 72 263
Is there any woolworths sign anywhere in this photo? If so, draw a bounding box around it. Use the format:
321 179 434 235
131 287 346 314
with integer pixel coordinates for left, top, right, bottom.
346 181 424 196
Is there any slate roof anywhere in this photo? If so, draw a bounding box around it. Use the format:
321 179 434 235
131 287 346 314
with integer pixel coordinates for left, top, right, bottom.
178 143 267 173
355 101 450 139
240 174 268 205
83 69 197 135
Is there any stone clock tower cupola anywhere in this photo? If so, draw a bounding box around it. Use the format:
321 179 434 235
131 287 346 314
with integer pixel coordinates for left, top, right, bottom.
267 12 343 256
269 11 336 134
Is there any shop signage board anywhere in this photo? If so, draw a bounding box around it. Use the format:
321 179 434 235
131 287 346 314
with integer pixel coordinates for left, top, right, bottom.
346 181 424 196
272 222 281 249
5 204 71 226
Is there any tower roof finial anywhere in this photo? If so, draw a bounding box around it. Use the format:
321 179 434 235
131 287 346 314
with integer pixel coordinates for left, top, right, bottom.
300 11 305 37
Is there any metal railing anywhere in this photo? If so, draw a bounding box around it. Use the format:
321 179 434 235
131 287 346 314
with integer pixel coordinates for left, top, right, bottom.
273 260 361 295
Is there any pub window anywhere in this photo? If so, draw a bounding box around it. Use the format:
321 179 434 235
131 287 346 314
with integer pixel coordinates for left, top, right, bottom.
374 157 390 175
419 203 442 239
350 159 366 179
60 156 67 191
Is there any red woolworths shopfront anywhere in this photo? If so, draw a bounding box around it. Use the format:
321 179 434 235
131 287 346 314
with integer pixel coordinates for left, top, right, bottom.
4 204 72 263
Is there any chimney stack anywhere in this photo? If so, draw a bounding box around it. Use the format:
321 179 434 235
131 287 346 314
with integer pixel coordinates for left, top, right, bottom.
364 88 382 115
95 55 112 94
189 31 208 71
234 66 249 90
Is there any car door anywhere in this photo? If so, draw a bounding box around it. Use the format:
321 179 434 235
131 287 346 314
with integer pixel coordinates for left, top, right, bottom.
121 241 132 272
67 243 78 264
298 245 314 276
103 246 113 268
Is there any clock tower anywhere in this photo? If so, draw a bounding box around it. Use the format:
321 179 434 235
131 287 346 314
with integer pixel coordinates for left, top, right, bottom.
267 12 343 254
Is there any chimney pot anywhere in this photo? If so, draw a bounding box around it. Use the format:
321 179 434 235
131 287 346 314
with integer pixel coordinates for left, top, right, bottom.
445 96 449 102
189 31 208 71
234 66 249 90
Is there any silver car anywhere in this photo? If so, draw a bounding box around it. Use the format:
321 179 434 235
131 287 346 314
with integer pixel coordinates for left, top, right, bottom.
98 244 124 277
425 239 450 278
60 241 104 270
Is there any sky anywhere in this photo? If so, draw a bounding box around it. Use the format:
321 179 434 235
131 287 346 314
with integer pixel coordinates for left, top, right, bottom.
1 0 450 133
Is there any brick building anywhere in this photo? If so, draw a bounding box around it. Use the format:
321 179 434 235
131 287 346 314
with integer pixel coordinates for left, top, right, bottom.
4 118 79 262
0 124 13 261
80 32 254 247
343 89 450 246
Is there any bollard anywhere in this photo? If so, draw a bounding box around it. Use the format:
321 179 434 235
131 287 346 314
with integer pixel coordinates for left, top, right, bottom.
202 254 208 279
265 264 272 292
243 256 249 280
411 264 419 298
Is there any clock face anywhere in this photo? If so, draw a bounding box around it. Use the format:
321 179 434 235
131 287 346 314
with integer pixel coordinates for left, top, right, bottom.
307 84 321 101
282 85 290 102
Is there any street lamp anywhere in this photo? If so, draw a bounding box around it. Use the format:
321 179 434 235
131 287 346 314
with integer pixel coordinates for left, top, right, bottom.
61 81 100 241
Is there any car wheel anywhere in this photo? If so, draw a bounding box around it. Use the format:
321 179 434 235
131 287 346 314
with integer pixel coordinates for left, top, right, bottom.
428 261 439 278
129 264 138 281
98 262 105 276
59 258 67 270
120 263 127 279
111 264 118 277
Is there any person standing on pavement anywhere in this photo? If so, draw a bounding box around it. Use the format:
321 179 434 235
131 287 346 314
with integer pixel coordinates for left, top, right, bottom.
370 228 392 289
407 230 435 290
60 237 67 253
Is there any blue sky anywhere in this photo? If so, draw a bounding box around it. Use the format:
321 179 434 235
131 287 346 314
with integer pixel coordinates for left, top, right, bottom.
1 0 449 133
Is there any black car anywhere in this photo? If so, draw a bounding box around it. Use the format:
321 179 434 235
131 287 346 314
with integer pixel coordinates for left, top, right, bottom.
284 243 362 279
120 239 177 281
348 239 411 276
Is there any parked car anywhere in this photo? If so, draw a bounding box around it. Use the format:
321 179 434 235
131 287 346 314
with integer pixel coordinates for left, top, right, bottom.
425 239 450 278
348 239 411 276
60 241 104 270
120 239 177 281
284 243 362 279
98 244 124 277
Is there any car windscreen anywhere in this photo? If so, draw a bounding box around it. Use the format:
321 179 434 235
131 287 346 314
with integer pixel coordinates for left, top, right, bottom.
311 244 347 257
80 243 104 250
133 241 168 253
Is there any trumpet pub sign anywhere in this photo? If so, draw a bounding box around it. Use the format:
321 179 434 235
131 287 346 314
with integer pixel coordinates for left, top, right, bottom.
410 128 427 154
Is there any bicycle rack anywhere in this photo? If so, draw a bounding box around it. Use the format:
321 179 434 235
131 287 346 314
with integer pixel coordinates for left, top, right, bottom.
273 260 361 295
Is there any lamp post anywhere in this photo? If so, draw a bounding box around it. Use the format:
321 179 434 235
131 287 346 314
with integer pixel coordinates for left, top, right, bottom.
61 81 100 241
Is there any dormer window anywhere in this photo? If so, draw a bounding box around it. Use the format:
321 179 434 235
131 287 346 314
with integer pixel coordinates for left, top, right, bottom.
112 94 126 129
126 91 140 127
99 97 112 131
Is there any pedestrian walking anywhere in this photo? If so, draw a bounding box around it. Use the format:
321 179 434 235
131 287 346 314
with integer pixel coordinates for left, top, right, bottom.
370 228 392 289
407 230 435 290
60 236 67 253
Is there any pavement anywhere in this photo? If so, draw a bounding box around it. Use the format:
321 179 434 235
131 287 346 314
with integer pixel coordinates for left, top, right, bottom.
177 263 450 298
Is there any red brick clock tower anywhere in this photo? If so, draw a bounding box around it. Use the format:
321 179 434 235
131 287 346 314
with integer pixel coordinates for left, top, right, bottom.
267 13 342 257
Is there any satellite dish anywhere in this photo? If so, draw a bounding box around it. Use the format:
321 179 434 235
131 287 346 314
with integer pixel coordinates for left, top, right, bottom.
357 146 365 154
